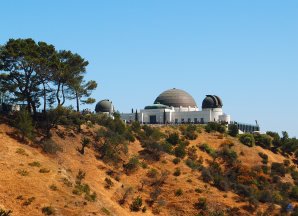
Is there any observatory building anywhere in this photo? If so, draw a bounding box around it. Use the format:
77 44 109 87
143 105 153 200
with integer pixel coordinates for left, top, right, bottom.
119 88 231 124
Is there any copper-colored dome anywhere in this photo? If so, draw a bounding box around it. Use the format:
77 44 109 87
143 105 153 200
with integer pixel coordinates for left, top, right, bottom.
154 88 197 108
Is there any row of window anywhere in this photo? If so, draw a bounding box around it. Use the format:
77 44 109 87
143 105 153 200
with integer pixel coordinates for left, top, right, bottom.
175 118 204 124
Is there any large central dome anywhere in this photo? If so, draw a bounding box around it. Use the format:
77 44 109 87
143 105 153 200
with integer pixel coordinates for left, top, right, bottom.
154 88 197 108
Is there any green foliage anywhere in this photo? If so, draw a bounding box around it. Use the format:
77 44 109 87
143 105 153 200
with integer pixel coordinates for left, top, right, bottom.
124 156 140 174
228 124 239 137
290 186 298 201
28 161 41 167
175 188 183 196
258 152 268 164
173 168 181 176
172 158 181 164
104 177 114 189
40 138 61 154
199 143 216 157
0 208 12 216
130 196 143 212
147 168 158 178
205 122 226 134
73 170 96 202
41 206 55 215
182 125 198 140
266 131 281 148
254 134 272 149
78 136 91 155
271 162 287 177
166 132 180 145
174 143 187 158
194 197 207 210
239 134 255 147
185 158 203 171
16 109 34 141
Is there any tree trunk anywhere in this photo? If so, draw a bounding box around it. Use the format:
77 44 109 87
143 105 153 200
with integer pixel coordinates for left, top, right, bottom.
56 81 61 106
76 91 80 112
43 82 47 116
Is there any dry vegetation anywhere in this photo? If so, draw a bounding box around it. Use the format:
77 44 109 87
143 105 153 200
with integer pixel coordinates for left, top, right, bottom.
1 114 298 216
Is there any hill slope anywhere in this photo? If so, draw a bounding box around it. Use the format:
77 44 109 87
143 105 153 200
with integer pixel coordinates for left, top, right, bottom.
0 122 296 216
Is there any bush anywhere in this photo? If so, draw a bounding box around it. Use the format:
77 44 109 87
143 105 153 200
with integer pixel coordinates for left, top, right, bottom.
130 196 143 212
239 134 255 147
183 125 198 140
15 109 34 141
0 208 12 216
258 152 268 164
166 132 180 145
104 177 114 189
254 134 272 149
172 158 181 164
147 168 158 178
124 156 139 174
173 168 181 176
194 197 207 210
271 162 287 177
78 137 91 155
40 138 61 154
290 186 298 201
201 168 213 183
41 206 55 215
199 143 216 157
205 122 226 134
175 188 183 196
174 143 187 158
185 159 203 171
228 124 239 137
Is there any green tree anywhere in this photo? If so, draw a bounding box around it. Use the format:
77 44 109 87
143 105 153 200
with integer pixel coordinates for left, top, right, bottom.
228 124 239 137
16 109 34 141
0 39 41 115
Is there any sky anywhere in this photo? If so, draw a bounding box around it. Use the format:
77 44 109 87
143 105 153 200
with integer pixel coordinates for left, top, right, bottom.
1 1 297 137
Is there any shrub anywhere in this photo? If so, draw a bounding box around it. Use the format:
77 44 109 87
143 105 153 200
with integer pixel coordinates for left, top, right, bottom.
23 197 36 206
104 177 114 189
187 146 198 161
199 143 216 157
205 122 226 134
173 168 181 176
147 168 158 178
175 188 183 196
166 132 180 145
130 196 143 212
40 138 61 154
271 162 287 177
78 137 91 155
174 143 186 158
17 169 29 176
254 134 272 149
183 125 198 140
124 156 139 174
41 206 55 215
15 109 34 141
39 168 50 173
201 168 213 183
258 152 268 164
172 158 181 164
185 159 203 171
28 161 41 167
228 124 239 137
49 184 58 191
290 186 298 201
194 197 207 210
0 208 12 216
239 134 255 147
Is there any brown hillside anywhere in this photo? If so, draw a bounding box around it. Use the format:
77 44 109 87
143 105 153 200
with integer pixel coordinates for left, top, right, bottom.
0 122 295 216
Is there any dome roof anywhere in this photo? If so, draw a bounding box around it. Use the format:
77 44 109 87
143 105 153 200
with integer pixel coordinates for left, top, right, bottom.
202 95 223 109
154 88 197 108
95 99 113 113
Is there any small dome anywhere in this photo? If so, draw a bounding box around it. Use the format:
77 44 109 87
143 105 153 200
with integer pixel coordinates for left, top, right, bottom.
154 88 197 108
202 95 223 109
95 99 113 113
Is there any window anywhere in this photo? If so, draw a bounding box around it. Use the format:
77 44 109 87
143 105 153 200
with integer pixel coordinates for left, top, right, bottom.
194 118 198 123
181 118 185 123
188 118 191 123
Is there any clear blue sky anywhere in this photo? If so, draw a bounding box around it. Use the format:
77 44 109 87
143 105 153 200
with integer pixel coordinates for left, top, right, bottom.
1 1 297 136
